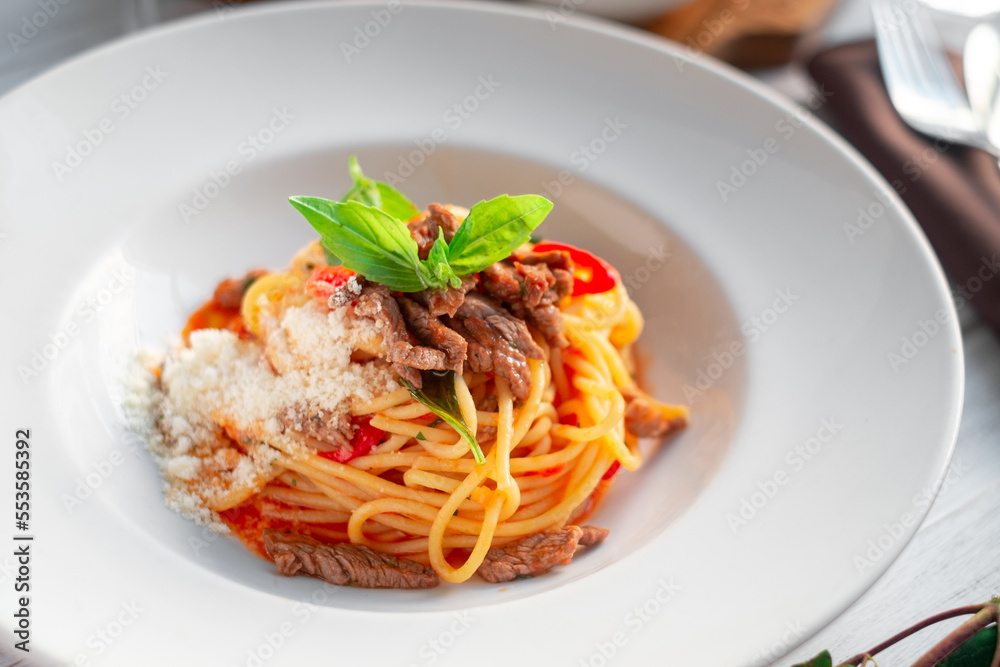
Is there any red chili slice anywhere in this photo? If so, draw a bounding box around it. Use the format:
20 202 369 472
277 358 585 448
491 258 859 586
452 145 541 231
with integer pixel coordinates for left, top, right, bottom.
531 241 619 296
318 416 384 464
306 265 355 299
601 461 621 480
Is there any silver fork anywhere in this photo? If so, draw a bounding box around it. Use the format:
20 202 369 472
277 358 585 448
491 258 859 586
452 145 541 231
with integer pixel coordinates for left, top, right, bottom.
871 0 998 155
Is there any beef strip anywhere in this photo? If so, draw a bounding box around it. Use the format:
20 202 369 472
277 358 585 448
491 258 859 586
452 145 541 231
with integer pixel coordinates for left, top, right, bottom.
481 262 524 313
448 294 545 400
515 262 555 309
460 318 533 399
213 269 267 309
278 404 354 452
396 296 467 373
475 524 608 583
525 303 566 349
353 282 450 387
414 275 477 318
263 529 439 589
620 387 689 438
407 203 462 259
481 250 575 349
455 293 544 358
577 525 610 547
516 249 573 273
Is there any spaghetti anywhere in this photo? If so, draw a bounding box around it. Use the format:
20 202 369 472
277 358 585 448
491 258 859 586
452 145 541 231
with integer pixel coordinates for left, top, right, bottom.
136 170 688 587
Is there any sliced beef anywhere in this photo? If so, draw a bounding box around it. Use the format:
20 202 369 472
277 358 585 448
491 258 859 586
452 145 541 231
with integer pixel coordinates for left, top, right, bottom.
407 203 462 259
415 275 477 318
213 269 267 309
525 303 566 349
279 404 354 452
263 529 439 589
476 524 607 583
481 250 574 349
396 296 467 373
481 262 524 312
578 525 610 547
354 282 449 387
448 294 544 400
621 387 689 438
516 249 573 273
516 262 555 309
455 294 544 358
461 318 533 400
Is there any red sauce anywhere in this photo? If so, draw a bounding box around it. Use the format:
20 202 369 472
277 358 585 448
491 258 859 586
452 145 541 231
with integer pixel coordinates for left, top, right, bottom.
218 500 271 559
182 299 250 343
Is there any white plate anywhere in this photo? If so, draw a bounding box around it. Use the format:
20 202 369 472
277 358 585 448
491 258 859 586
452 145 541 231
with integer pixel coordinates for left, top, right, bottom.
0 2 963 665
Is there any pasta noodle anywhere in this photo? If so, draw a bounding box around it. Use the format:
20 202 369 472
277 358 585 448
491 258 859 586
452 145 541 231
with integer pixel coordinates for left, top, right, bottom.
137 184 690 588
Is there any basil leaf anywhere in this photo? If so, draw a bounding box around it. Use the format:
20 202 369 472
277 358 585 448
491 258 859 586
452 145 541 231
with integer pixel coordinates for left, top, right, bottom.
400 371 485 465
938 627 998 667
341 156 381 208
376 183 420 222
424 229 461 289
446 194 553 275
289 196 431 292
790 652 832 667
340 156 420 223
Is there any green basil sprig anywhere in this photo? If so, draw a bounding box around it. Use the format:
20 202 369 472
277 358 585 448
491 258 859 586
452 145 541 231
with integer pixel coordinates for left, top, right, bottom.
289 158 553 293
340 156 420 223
400 371 485 465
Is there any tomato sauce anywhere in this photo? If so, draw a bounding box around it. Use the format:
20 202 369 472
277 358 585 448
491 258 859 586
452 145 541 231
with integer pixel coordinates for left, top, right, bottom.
182 299 251 343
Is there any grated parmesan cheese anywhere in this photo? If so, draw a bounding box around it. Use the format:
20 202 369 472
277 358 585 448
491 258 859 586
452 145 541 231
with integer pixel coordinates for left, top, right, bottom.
129 300 397 528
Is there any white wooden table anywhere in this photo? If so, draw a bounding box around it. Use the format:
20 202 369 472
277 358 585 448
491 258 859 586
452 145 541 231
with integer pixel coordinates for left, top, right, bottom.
1 1 996 665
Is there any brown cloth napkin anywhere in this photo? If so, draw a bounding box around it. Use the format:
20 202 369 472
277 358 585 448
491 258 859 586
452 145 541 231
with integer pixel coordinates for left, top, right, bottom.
808 40 1000 337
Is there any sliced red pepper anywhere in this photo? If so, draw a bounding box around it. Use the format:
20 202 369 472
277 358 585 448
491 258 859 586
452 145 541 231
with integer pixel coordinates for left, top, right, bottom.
532 241 619 296
601 460 621 480
306 265 355 299
318 416 384 463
